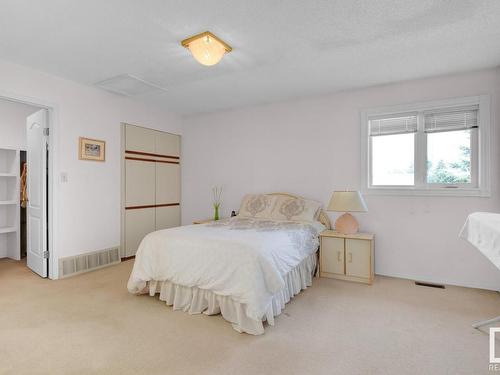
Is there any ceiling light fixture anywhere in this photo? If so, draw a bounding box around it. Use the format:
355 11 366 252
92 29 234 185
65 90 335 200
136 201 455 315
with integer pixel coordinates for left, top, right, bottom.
181 31 232 66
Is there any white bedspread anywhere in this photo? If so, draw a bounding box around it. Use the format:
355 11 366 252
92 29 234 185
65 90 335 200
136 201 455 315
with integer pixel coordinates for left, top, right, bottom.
127 217 324 320
460 212 500 270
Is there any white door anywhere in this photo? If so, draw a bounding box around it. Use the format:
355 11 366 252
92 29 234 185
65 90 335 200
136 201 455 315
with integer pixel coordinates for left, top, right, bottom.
26 109 48 277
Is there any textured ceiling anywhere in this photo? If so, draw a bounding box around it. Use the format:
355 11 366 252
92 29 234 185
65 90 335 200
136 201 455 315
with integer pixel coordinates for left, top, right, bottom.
1 0 500 115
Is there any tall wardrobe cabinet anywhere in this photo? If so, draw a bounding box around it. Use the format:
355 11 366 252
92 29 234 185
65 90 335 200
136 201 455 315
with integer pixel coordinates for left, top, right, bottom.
121 124 181 258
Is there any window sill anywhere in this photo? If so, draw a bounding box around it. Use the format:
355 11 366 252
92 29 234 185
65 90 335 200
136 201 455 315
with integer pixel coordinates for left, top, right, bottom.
363 187 490 197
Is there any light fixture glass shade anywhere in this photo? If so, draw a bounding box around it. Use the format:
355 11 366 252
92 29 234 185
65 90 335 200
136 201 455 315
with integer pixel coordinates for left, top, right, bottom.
327 191 368 212
185 34 228 66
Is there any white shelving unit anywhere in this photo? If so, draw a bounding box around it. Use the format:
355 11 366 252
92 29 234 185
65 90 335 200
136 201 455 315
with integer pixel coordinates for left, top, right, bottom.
0 148 20 260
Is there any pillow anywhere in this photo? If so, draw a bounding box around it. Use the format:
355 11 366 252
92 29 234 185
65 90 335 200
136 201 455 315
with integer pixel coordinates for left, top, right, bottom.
238 194 277 219
271 196 322 223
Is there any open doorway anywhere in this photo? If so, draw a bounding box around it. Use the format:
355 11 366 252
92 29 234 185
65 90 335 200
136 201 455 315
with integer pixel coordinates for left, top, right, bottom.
0 98 51 278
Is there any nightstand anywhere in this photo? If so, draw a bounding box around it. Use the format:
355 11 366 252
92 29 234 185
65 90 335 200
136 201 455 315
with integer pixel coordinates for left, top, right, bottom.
319 230 374 284
192 218 227 224
192 218 215 224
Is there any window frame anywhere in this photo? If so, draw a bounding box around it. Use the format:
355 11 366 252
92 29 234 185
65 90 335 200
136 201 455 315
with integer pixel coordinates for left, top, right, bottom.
360 95 490 197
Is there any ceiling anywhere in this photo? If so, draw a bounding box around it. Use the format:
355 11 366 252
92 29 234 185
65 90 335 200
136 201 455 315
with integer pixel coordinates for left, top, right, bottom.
1 0 500 115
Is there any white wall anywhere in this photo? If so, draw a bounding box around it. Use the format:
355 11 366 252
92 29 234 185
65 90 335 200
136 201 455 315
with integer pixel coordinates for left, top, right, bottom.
0 99 40 150
0 59 182 277
182 68 500 290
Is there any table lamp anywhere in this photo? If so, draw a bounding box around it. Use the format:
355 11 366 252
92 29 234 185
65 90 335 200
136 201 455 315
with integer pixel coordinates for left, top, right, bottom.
327 191 368 234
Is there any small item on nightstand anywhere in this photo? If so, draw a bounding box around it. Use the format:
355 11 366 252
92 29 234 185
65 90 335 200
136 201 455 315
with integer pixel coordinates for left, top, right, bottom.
231 210 237 217
327 191 368 235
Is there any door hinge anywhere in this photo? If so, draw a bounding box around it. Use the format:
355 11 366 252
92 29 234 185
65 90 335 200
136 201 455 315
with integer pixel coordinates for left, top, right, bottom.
43 128 50 136
43 251 50 259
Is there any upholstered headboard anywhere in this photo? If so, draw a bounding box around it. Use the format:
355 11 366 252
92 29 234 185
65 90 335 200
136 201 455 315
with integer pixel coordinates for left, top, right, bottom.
267 192 331 230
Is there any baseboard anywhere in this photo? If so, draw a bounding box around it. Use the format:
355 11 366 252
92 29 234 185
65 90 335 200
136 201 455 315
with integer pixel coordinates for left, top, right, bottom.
58 246 120 278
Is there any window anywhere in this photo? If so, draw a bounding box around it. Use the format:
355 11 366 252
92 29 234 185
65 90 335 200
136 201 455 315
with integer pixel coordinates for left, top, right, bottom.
370 114 416 186
361 96 490 196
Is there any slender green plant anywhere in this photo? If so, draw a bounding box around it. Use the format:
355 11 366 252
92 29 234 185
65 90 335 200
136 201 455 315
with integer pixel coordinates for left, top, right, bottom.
212 186 222 220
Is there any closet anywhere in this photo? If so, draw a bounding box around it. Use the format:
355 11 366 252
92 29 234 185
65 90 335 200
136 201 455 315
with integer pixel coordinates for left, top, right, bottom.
0 148 20 260
121 124 181 258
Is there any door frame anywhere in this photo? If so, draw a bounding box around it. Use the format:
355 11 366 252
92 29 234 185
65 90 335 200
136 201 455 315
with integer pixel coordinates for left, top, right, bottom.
0 90 59 279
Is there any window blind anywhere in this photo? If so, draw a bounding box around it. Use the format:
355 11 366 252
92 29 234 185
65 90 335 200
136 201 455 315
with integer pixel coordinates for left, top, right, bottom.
424 106 478 133
369 115 417 136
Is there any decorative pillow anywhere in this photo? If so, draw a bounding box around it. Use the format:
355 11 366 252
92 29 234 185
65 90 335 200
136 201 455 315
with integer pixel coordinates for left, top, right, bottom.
238 194 277 219
271 196 322 222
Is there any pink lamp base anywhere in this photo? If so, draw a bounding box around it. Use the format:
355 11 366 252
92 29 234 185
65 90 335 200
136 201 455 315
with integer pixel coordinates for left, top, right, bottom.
335 213 359 235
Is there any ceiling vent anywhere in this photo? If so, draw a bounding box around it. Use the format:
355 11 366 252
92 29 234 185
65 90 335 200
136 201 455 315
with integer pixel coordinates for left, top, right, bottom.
95 74 166 96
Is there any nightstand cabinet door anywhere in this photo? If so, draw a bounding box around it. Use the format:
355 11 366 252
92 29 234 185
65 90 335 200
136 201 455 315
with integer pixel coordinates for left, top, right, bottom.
345 239 371 279
321 237 344 275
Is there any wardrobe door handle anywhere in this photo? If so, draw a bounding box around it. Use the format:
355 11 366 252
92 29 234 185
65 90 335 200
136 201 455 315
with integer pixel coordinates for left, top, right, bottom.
337 251 342 262
348 253 353 263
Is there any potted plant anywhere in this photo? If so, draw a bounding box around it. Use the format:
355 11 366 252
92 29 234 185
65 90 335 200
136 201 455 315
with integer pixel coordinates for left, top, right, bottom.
212 186 222 221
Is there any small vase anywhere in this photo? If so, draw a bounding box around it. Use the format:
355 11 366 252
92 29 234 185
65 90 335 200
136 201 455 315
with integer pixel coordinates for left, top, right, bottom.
214 206 220 221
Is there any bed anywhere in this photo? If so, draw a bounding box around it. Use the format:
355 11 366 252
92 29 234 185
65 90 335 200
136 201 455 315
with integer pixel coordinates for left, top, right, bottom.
127 193 331 334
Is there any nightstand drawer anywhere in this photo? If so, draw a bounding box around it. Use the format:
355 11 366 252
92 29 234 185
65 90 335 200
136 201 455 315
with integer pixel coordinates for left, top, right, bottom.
321 237 344 275
345 239 371 279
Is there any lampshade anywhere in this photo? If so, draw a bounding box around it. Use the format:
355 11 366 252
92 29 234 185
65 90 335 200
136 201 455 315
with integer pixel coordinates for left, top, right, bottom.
181 31 232 66
327 191 368 212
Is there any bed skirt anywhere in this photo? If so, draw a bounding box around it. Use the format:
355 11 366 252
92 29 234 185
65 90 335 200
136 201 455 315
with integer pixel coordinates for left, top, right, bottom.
146 252 317 335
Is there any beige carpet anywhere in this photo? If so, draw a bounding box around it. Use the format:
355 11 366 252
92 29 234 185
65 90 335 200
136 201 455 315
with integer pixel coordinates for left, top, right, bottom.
0 258 498 375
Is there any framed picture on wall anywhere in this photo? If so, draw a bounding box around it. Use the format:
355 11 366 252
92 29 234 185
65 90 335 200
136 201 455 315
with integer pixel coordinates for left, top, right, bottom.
79 137 105 161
